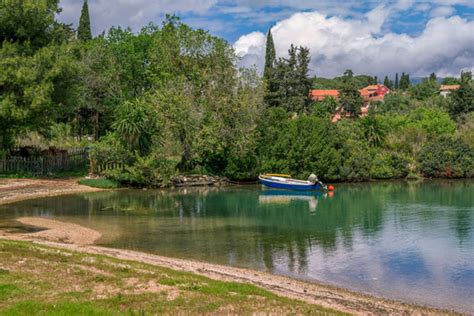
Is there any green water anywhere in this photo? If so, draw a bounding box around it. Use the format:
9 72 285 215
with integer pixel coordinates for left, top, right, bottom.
1 180 473 313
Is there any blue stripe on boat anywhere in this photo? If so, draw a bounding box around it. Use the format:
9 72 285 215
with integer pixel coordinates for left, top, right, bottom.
259 178 322 191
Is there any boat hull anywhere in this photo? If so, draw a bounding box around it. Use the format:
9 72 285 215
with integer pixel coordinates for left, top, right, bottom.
259 178 322 191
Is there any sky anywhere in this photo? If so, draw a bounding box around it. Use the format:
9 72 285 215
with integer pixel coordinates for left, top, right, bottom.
56 0 474 78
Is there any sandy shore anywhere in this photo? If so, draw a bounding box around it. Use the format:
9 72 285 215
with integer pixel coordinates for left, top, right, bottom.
0 178 459 315
0 178 104 205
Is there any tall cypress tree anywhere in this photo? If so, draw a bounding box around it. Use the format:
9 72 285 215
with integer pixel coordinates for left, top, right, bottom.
263 28 276 81
383 76 391 89
78 0 92 41
395 73 399 90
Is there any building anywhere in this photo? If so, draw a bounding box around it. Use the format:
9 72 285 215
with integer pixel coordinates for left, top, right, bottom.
309 89 339 101
310 84 390 122
439 85 460 97
359 84 390 103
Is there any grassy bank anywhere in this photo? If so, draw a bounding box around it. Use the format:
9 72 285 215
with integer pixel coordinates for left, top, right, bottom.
0 240 344 315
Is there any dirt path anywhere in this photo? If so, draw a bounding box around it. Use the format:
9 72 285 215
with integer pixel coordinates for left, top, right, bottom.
0 178 459 315
0 178 103 205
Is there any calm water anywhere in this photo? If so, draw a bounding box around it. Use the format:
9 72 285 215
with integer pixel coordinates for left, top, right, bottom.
1 181 473 313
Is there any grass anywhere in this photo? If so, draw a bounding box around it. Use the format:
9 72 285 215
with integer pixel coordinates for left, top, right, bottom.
78 178 120 189
0 239 347 315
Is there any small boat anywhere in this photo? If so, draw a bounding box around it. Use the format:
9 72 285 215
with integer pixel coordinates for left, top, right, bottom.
258 173 326 191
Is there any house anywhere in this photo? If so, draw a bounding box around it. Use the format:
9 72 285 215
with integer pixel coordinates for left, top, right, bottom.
309 89 339 101
440 85 460 97
359 84 390 103
310 84 390 122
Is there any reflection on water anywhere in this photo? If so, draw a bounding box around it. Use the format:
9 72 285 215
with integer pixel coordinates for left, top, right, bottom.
259 190 321 212
0 180 473 313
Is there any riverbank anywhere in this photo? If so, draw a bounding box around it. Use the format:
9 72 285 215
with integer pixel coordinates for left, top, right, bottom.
0 178 104 206
0 178 461 315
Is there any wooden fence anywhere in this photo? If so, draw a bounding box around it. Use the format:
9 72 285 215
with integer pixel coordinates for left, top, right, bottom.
0 149 88 176
93 162 125 174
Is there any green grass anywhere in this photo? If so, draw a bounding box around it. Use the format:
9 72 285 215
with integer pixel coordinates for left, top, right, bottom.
78 178 120 189
0 239 347 315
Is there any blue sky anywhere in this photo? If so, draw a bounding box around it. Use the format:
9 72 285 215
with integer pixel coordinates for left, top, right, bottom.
57 0 474 77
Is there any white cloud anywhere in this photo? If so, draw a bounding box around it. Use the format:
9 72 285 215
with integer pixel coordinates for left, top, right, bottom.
57 0 217 35
430 6 455 17
234 32 266 69
234 10 474 78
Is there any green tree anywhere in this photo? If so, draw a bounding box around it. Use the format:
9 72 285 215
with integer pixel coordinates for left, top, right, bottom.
448 71 473 119
410 78 439 100
77 0 92 41
340 70 363 117
263 28 275 81
418 136 474 178
429 72 437 82
394 73 399 90
0 0 70 52
383 76 392 89
360 116 387 147
399 72 411 90
112 98 157 155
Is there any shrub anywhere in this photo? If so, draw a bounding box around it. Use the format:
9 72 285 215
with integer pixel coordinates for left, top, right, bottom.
418 136 474 178
88 133 133 173
78 178 120 189
104 152 178 187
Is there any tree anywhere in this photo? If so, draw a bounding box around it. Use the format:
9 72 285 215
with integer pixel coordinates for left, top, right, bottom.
78 0 92 41
449 71 474 119
361 116 387 147
266 44 312 112
394 73 399 90
0 0 69 52
410 78 439 100
263 28 275 81
340 70 363 117
429 72 437 82
399 72 411 90
383 76 393 89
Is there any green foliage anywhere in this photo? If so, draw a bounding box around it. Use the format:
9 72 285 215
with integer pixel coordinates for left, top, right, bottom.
78 178 120 189
399 72 411 90
360 116 387 147
88 133 132 168
1 6 473 183
265 45 311 112
410 78 440 100
112 98 158 155
370 152 409 179
339 70 363 117
311 97 338 118
105 153 178 187
263 28 275 81
448 72 473 119
77 0 92 41
312 74 376 89
259 113 342 180
418 136 474 178
383 76 393 89
0 0 69 52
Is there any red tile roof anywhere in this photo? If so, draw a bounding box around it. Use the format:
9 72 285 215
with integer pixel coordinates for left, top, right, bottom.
440 85 460 91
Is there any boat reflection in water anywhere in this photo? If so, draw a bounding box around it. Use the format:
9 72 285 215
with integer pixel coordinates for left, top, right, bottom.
258 189 324 213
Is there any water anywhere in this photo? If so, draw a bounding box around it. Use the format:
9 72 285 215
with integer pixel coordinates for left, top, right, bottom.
1 181 473 313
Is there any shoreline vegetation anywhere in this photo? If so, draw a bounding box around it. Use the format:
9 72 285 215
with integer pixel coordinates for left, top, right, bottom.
0 178 462 315
1 3 472 188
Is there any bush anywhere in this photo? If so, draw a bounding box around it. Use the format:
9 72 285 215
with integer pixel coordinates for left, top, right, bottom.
370 152 409 179
418 136 474 178
104 152 178 187
78 178 120 189
88 133 133 172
